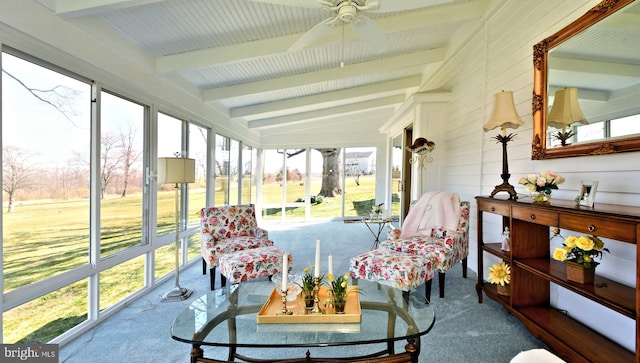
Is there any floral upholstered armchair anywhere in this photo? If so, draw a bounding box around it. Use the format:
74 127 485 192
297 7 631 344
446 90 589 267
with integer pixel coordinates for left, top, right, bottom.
380 192 470 298
200 204 273 290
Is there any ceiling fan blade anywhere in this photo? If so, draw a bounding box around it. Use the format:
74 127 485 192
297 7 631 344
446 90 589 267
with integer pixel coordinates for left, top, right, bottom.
288 17 336 52
351 15 390 53
247 0 332 9
368 0 454 13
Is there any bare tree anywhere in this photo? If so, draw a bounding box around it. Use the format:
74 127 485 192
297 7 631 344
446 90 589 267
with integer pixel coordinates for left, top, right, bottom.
119 127 142 197
278 148 342 197
317 148 342 197
101 133 122 199
2 146 37 212
2 69 82 125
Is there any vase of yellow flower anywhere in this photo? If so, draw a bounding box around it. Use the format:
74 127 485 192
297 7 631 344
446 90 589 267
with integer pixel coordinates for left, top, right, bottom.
518 171 565 204
552 233 608 284
327 272 354 313
488 261 511 296
296 267 319 309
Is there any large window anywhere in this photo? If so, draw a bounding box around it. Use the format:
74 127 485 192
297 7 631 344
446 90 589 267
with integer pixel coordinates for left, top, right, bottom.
2 51 91 343
2 49 211 344
262 147 376 220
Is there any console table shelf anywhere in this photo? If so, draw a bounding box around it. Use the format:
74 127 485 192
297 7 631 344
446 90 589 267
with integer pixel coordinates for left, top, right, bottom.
475 196 639 363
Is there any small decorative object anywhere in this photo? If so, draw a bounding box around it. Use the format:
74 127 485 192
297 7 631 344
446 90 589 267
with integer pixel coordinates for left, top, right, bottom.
518 171 565 204
296 267 319 309
501 227 510 252
371 203 384 219
327 272 357 314
488 261 511 296
575 180 598 208
552 232 609 284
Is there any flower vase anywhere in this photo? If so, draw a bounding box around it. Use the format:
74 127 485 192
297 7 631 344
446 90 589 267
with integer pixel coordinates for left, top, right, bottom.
532 192 552 204
497 284 511 296
565 261 597 284
333 300 346 314
303 292 314 309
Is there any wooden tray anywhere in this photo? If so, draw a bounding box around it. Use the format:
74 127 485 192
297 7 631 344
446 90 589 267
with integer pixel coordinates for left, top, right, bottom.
257 286 361 324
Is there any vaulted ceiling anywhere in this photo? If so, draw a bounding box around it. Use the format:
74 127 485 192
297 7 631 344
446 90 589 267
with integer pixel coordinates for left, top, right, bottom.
38 0 489 135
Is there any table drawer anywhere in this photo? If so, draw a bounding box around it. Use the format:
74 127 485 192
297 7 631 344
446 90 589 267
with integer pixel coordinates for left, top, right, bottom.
512 206 558 226
478 200 510 216
559 215 636 242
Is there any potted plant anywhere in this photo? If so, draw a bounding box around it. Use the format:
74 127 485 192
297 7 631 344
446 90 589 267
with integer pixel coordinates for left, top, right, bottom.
488 261 511 296
296 267 320 308
326 272 357 313
552 232 609 284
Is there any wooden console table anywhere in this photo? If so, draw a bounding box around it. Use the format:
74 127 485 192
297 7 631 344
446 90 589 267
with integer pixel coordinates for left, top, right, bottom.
475 196 639 363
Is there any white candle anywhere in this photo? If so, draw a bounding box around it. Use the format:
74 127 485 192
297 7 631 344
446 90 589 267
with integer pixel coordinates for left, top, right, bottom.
282 253 288 292
328 254 334 276
314 239 321 277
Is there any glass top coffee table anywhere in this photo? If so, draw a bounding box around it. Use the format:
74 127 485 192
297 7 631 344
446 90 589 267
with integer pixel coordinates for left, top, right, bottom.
171 280 435 362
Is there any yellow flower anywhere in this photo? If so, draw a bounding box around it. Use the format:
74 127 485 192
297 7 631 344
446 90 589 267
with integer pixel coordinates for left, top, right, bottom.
593 236 605 251
564 236 577 248
488 262 511 286
584 255 592 262
553 248 567 261
575 236 595 251
327 273 334 282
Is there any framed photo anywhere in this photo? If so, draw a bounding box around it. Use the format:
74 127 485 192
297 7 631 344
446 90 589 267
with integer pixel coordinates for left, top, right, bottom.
577 181 598 207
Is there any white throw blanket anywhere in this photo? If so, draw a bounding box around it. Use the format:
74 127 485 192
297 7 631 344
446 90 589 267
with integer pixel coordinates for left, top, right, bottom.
400 191 461 238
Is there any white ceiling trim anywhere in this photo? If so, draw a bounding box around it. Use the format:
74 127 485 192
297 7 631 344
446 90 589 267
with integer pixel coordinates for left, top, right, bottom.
55 0 166 18
231 76 421 120
247 94 405 129
202 48 446 101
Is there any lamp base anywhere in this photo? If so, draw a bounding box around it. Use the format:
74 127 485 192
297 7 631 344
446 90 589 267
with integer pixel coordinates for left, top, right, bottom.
161 286 193 302
489 181 518 200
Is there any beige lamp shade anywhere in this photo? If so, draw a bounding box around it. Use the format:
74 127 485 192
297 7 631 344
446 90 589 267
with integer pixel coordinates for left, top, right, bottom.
483 91 525 132
158 157 196 184
547 88 588 129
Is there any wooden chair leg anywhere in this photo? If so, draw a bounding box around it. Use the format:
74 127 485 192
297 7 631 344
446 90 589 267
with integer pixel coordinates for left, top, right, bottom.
220 271 226 289
438 271 445 298
424 279 432 303
462 257 468 278
210 267 216 290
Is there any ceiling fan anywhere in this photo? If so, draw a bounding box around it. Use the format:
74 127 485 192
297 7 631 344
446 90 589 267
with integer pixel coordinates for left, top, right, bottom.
249 0 452 52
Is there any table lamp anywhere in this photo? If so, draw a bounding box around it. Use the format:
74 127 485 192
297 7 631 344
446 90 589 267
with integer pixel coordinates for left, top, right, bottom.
547 87 588 146
483 91 525 200
158 154 196 302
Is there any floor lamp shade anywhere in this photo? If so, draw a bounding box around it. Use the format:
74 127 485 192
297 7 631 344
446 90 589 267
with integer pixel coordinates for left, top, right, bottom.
158 157 195 184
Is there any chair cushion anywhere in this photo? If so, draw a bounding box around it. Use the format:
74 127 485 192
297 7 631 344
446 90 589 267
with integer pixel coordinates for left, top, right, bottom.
380 237 455 272
218 246 291 284
203 236 273 267
349 249 433 291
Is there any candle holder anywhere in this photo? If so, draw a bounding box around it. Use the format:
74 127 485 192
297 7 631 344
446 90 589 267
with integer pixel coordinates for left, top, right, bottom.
276 290 293 315
311 277 324 315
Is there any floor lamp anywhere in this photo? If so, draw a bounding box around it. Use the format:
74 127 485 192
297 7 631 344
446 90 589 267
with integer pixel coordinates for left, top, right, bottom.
158 155 195 302
483 91 525 200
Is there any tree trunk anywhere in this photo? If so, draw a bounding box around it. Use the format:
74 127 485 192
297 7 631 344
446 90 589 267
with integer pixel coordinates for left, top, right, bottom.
317 148 342 197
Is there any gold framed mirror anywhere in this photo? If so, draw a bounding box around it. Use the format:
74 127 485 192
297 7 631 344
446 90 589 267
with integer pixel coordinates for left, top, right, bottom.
532 0 640 159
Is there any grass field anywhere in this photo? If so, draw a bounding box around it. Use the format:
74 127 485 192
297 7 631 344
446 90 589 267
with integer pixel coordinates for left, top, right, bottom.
2 174 388 343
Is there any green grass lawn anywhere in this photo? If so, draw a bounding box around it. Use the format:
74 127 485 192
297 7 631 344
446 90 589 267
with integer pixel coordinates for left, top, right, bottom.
2 174 392 343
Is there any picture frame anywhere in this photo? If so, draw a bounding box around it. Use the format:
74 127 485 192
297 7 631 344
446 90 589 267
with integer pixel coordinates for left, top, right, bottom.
576 181 598 207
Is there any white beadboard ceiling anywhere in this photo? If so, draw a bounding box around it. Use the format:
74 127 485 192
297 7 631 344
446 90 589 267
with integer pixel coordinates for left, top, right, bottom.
38 0 640 133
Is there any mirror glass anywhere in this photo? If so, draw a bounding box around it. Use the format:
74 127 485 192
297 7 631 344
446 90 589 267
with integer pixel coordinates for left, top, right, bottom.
532 0 640 159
